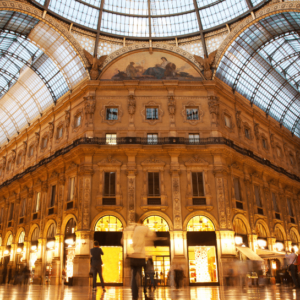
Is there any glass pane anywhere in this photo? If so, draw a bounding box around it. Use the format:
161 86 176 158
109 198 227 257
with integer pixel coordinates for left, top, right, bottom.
95 215 123 232
233 218 247 235
189 246 218 283
187 216 215 231
98 246 123 283
143 216 169 232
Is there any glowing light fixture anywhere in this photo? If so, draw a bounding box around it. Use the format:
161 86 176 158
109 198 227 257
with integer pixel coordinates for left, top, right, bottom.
4 250 9 255
65 238 75 245
293 245 299 253
17 248 22 253
47 240 55 249
31 245 37 251
235 236 243 246
128 239 133 245
81 239 86 245
257 239 267 249
272 262 277 270
275 242 284 252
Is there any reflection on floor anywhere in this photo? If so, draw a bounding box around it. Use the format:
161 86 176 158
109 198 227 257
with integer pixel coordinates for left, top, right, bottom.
0 285 299 300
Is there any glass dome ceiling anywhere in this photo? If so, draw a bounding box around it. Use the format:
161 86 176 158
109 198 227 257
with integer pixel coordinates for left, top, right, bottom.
32 0 266 39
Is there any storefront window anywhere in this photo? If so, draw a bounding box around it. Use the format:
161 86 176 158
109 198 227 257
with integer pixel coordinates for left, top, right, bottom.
95 215 123 232
187 215 218 284
143 216 170 286
187 216 215 232
7 234 13 246
95 215 123 284
30 227 39 272
143 216 169 232
64 218 77 283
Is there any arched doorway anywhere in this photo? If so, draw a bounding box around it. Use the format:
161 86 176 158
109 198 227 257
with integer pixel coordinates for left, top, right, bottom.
256 223 268 250
16 230 25 269
186 216 218 285
94 215 123 285
29 227 39 272
143 215 170 286
233 218 248 247
274 226 285 252
3 234 12 265
64 218 76 285
46 223 56 280
290 230 299 252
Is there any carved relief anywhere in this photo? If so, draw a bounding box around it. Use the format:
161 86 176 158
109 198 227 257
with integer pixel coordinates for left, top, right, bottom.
34 132 40 147
84 95 96 126
1 156 5 170
194 51 217 80
236 111 242 130
270 133 275 148
208 96 219 125
216 177 227 229
128 176 135 223
100 102 123 125
168 95 176 116
141 101 164 125
48 122 54 139
11 150 16 164
65 110 71 128
181 101 204 125
83 50 107 80
254 123 260 141
82 177 91 229
172 175 182 230
128 94 136 115
185 155 209 165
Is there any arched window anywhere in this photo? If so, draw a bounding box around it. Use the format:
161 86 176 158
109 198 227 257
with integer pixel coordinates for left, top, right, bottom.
143 216 169 232
187 216 215 232
275 226 284 241
7 234 13 246
291 230 298 244
18 231 25 244
95 215 123 232
31 227 39 242
233 218 247 235
256 223 267 238
65 218 77 236
47 223 56 239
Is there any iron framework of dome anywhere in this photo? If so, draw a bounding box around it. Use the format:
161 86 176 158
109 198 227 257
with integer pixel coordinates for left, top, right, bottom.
31 0 266 39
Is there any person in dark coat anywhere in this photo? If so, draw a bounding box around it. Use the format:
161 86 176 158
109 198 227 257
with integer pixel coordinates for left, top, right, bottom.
2 267 7 284
90 241 105 292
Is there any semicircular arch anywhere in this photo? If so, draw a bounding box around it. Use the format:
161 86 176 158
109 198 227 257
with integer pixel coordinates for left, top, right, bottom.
43 219 57 239
290 227 300 243
28 224 40 241
232 214 251 234
255 219 270 237
274 223 287 241
183 211 219 231
91 211 126 231
139 211 173 232
3 230 13 246
61 214 77 235
15 227 26 244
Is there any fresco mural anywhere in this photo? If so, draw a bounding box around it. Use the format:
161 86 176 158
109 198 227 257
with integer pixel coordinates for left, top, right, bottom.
101 51 202 81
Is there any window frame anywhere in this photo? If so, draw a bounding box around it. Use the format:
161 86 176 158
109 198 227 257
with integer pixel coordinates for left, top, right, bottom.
189 133 200 144
104 172 116 197
147 172 160 197
105 133 117 145
186 107 199 121
50 185 56 208
106 107 119 121
146 107 159 120
191 172 205 197
147 133 158 145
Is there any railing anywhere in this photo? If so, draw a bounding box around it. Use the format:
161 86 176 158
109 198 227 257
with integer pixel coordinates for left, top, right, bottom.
0 136 299 190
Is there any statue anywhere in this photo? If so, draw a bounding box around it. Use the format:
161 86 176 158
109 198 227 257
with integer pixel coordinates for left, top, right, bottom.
194 50 217 80
83 50 108 80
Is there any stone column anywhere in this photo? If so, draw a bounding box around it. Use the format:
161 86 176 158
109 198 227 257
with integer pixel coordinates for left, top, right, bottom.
263 187 275 237
268 237 276 251
72 164 94 286
244 178 256 234
214 168 235 286
50 234 64 285
33 237 44 284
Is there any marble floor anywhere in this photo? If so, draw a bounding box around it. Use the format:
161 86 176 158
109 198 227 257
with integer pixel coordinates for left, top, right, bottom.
0 285 299 300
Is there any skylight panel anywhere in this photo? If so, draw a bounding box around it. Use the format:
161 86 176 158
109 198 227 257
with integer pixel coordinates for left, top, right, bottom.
104 0 148 15
151 13 198 37
199 0 248 30
150 0 194 15
49 0 99 29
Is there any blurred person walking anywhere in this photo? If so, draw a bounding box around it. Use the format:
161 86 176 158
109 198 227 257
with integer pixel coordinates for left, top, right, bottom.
90 240 106 292
129 219 155 300
146 258 156 291
286 248 299 288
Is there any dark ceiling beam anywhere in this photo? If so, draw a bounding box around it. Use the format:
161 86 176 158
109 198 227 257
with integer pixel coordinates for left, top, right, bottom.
193 0 208 57
93 0 105 57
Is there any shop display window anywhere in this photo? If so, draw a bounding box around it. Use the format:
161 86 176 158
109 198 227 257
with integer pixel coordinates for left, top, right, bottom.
97 246 123 284
188 246 218 283
187 216 214 232
95 215 123 232
143 216 169 232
